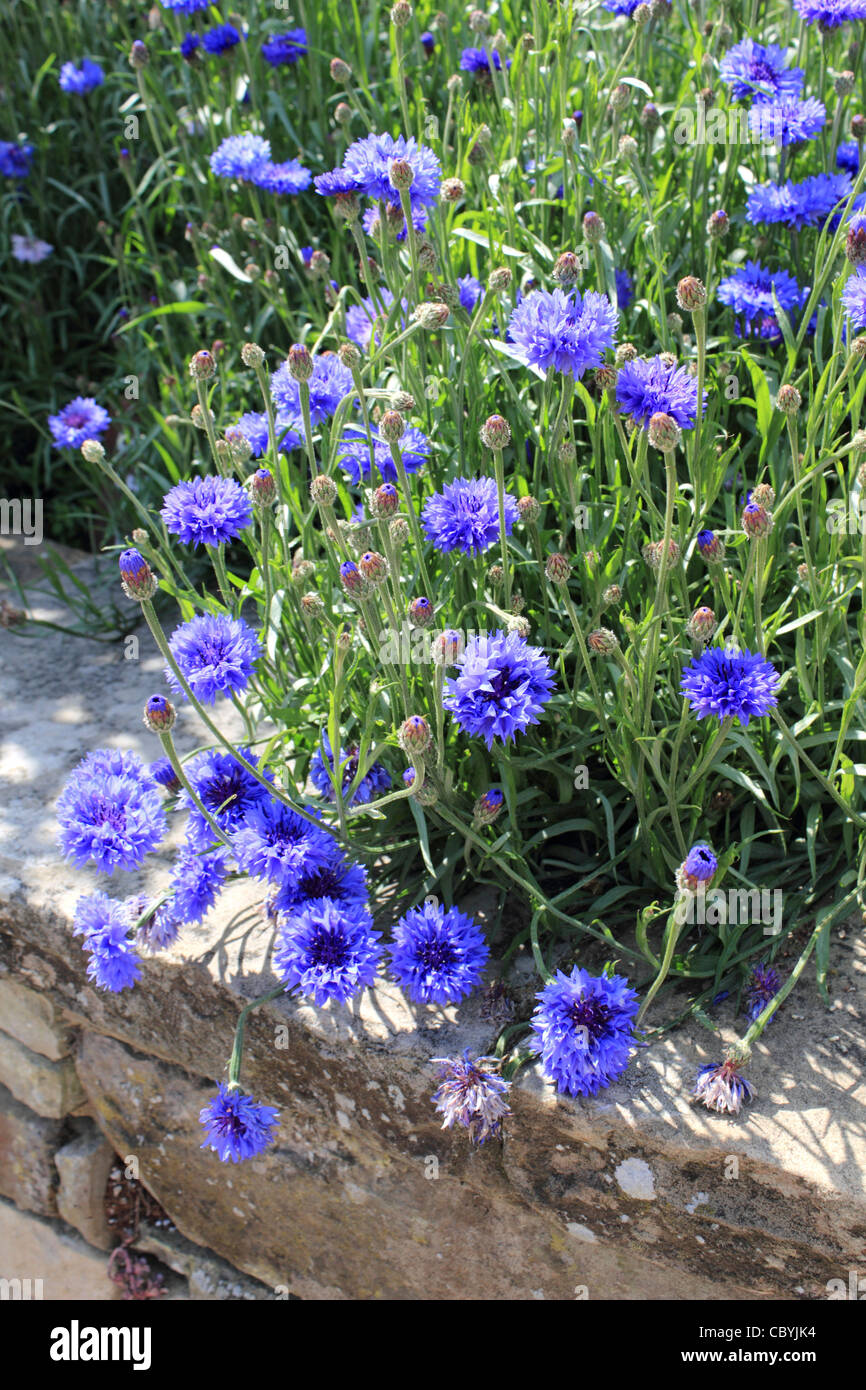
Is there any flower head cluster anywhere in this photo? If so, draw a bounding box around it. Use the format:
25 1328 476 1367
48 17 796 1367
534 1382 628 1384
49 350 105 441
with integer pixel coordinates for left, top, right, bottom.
615 355 702 431
160 0 210 9
161 475 253 547
200 1083 279 1163
336 421 430 485
746 172 852 228
693 1058 754 1114
270 352 353 425
442 629 556 747
388 901 488 1004
309 735 390 806
681 645 781 726
210 134 270 182
182 748 273 848
274 897 382 1004
169 848 228 924
842 268 866 329
717 261 806 329
748 96 825 148
262 30 307 65
58 750 166 874
837 141 860 175
507 288 618 378
73 894 142 992
718 40 804 101
202 23 241 55
12 234 54 263
167 613 261 705
744 962 781 1023
316 132 441 233
59 59 104 94
459 47 510 74
233 799 335 889
792 0 866 26
530 967 639 1097
254 159 312 195
48 397 111 450
0 141 34 179
430 1052 512 1145
421 476 518 555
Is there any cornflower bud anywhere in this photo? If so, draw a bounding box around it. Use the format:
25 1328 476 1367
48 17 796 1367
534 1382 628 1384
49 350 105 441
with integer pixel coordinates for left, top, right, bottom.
473 788 504 826
553 251 583 287
835 71 855 97
301 592 324 617
469 9 490 33
432 629 463 664
851 113 865 140
119 549 158 601
359 550 388 585
610 83 631 112
741 501 773 538
389 158 414 190
562 119 578 148
392 391 415 413
640 101 660 131
399 714 432 755
587 628 619 654
379 410 405 443
647 411 682 452
339 560 367 596
391 1 412 27
595 364 617 393
309 250 331 278
618 134 638 160
602 584 622 607
616 343 638 365
251 468 276 507
676 276 707 311
189 349 216 380
480 414 511 450
517 495 540 524
338 341 362 371
442 177 466 202
390 518 410 546
583 210 605 243
143 695 176 733
129 41 149 69
751 482 775 508
81 439 106 464
310 475 338 507
508 615 531 638
706 209 729 238
643 538 680 569
288 343 313 381
224 427 253 465
488 266 512 292
696 530 725 564
846 224 866 268
409 596 435 628
293 558 316 583
241 341 265 368
852 335 866 360
330 57 352 83
634 2 651 23
487 564 504 586
372 483 399 517
686 606 717 643
335 102 352 126
413 302 450 328
545 552 572 584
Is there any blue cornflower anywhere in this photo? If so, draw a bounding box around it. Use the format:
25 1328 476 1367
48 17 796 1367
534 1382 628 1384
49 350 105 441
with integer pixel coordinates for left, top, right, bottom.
160 0 210 9
336 422 430 485
169 848 228 924
270 352 353 425
693 1058 753 1114
344 290 405 351
430 1052 512 1144
681 842 718 883
200 1083 279 1163
48 397 111 450
459 46 510 73
232 411 270 457
310 735 390 805
615 355 702 431
793 0 866 26
718 40 804 101
73 894 142 992
603 0 642 12
182 748 273 849
457 274 483 313
681 646 781 726
530 967 639 1098
749 96 825 147
746 172 852 228
744 962 781 1024
272 840 368 914
234 799 334 888
716 261 805 327
837 141 860 174
137 901 181 953
507 287 618 378
317 133 441 232
388 901 488 1005
209 133 272 182
161 475 253 547
697 529 725 563
180 33 200 59
0 141 34 178
842 268 866 329
202 23 241 55
261 29 307 65
442 628 556 748
420 31 435 55
167 613 261 705
614 268 633 310
58 752 166 874
274 897 383 1005
150 757 181 792
421 476 518 555
59 59 104 94
253 159 312 195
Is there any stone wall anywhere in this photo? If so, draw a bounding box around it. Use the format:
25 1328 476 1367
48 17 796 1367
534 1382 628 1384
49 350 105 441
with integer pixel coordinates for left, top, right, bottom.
1 541 865 1300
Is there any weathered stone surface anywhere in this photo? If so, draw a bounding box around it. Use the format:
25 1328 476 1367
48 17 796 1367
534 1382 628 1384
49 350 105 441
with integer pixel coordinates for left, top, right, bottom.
55 1122 115 1249
135 1221 274 1300
0 975 72 1060
0 1083 62 1216
0 1197 121 1301
0 1029 84 1118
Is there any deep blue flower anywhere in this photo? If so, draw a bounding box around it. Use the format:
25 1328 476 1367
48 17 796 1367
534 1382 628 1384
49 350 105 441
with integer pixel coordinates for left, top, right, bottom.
160 0 210 9
697 529 724 563
59 59 104 94
693 1058 753 1114
270 352 353 424
616 355 702 431
388 901 488 1004
717 260 805 328
0 141 34 178
274 897 383 1004
167 613 261 705
180 33 200 59
73 894 142 992
253 159 312 195
459 46 510 73
430 1051 512 1144
232 411 270 457
748 96 825 147
161 475 253 547
169 848 228 924
271 838 368 914
336 421 430 485
210 133 272 181
200 1083 279 1163
310 734 390 805
421 476 518 555
681 645 781 726
58 751 166 874
792 0 866 26
507 287 618 378
150 757 181 792
718 40 804 101
842 268 866 329
261 29 307 65
837 141 860 174
530 967 639 1097
317 133 441 232
746 172 853 228
344 289 405 350
234 799 335 888
442 628 556 747
744 962 781 1024
614 268 633 310
603 0 642 13
682 842 718 882
182 748 273 849
457 274 483 314
48 397 111 449
202 23 241 55
420 31 435 55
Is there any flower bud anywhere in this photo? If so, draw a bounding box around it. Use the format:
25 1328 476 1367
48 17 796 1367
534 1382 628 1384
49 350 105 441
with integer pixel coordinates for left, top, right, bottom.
776 384 801 414
706 209 729 238
545 552 572 584
643 538 680 569
432 628 463 665
846 224 866 268
300 591 324 617
473 788 504 826
399 714 432 755
797 562 809 583
310 475 338 507
241 341 265 368
129 41 149 69
224 427 253 465
610 83 631 112
835 70 856 97
403 766 438 804
616 342 638 365
676 276 707 312
330 57 352 83
389 158 414 192
640 101 660 131
852 114 866 140
442 177 466 202
339 559 367 595
741 501 773 538
595 364 617 394
686 606 717 643
852 335 866 360
408 596 435 628
359 550 388 585
517 495 541 524
553 251 583 287
378 409 405 443
647 411 682 452
602 584 622 607
583 210 605 244
288 343 313 382
413 302 450 329
189 349 216 380
487 564 503 586
143 695 176 733
391 1 412 27
587 628 618 654
372 483 399 517
634 2 651 23
696 530 725 564
251 468 276 507
480 414 511 450
488 266 512 292
119 549 158 601
562 119 578 148
81 439 106 464
618 134 638 160
335 101 352 126
390 517 410 546
132 529 148 545
751 482 775 508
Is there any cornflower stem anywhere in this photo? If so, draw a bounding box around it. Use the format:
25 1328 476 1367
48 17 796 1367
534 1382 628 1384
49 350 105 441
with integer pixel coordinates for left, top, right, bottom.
560 587 612 737
327 653 349 843
786 417 818 601
771 709 866 829
492 446 512 611
397 188 422 305
298 381 318 478
733 542 757 645
456 289 492 458
753 537 767 653
690 306 707 514
156 730 231 850
211 543 234 612
228 986 287 1088
529 909 553 984
636 904 683 1025
434 662 446 776
641 448 678 733
388 440 434 596
350 757 425 817
194 379 223 474
679 717 733 799
392 27 413 137
349 218 388 316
